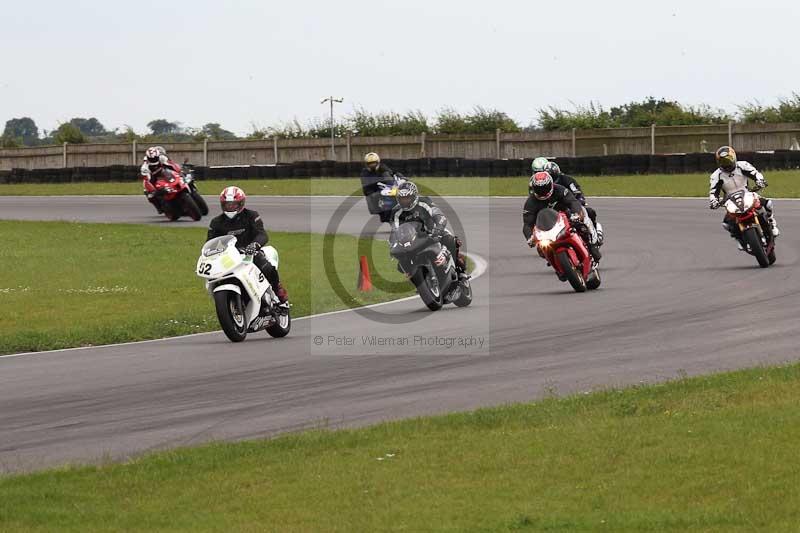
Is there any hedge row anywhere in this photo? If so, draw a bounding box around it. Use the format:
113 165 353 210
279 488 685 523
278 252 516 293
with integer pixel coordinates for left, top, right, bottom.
2 151 800 183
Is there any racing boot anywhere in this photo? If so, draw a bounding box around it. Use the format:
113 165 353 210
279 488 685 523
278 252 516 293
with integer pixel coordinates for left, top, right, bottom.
275 283 289 307
595 222 604 246
768 215 780 237
589 243 602 263
762 199 780 237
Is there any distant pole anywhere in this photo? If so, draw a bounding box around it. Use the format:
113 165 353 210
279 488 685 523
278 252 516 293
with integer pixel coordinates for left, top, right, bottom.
132 139 137 165
651 124 656 155
728 120 733 147
63 142 68 168
321 96 344 160
203 138 208 166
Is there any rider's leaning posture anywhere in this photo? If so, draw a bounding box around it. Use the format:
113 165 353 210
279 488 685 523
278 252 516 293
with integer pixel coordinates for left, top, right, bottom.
709 146 780 247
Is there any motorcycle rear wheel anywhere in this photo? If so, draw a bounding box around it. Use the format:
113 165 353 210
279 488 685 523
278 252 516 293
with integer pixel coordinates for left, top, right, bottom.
452 278 473 307
586 268 601 290
768 248 777 265
266 309 291 338
742 227 769 268
556 251 587 293
214 291 248 342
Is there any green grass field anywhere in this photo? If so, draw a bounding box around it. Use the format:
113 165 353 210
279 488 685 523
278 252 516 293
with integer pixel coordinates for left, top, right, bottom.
1 170 799 197
0 221 413 355
3 362 800 531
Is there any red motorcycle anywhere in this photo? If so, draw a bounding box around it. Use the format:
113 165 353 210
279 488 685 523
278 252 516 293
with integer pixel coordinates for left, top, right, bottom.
144 166 209 221
713 188 777 268
532 208 601 292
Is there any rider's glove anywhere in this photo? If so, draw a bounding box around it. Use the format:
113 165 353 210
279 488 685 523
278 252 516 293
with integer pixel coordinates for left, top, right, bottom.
430 227 445 238
755 177 767 189
526 235 536 248
709 197 720 210
244 242 262 255
569 213 582 223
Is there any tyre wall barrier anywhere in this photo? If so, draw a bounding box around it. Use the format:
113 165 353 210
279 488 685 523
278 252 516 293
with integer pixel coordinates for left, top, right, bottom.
2 152 800 184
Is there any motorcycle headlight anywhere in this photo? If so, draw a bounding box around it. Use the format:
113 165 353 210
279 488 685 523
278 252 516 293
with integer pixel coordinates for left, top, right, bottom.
538 239 552 249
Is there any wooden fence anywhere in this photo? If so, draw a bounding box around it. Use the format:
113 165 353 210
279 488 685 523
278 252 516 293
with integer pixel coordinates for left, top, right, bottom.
2 122 800 171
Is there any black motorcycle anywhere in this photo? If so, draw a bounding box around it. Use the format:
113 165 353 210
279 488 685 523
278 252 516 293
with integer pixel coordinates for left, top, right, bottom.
389 221 472 311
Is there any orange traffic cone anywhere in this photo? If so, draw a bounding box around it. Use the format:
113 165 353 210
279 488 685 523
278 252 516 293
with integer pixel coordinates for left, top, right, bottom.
357 255 373 292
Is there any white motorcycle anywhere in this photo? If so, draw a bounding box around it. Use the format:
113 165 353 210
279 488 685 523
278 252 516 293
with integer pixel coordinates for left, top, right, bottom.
196 235 291 342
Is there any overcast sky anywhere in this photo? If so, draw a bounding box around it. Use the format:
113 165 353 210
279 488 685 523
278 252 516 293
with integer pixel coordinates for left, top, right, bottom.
2 0 799 136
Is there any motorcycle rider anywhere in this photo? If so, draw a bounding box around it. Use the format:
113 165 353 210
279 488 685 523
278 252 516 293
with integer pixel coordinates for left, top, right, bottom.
206 186 289 305
141 146 183 213
361 152 404 222
709 146 780 247
532 157 604 244
391 181 468 277
523 171 602 263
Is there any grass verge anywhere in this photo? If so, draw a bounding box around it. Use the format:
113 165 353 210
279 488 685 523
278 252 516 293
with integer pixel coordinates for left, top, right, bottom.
0 221 413 355
2 362 800 531
1 170 798 197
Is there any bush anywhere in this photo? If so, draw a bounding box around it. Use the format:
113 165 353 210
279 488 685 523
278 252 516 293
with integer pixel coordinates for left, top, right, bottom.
53 123 86 144
434 106 520 134
739 93 800 124
537 97 730 130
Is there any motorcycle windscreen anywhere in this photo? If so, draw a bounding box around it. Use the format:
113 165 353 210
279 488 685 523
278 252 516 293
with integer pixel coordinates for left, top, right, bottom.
202 235 236 256
535 208 560 232
389 222 426 254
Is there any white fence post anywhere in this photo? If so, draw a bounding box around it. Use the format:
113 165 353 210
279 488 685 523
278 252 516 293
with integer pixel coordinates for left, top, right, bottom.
728 121 733 147
63 142 68 168
346 134 352 161
203 138 208 166
273 136 279 164
651 124 656 155
132 140 137 165
420 132 426 157
496 129 501 158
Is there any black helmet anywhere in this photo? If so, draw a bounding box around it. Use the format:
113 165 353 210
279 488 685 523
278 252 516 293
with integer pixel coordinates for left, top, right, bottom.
397 181 419 211
544 161 561 176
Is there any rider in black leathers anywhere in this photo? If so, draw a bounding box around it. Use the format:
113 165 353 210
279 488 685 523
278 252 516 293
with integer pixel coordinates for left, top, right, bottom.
523 172 601 262
361 152 404 222
391 181 467 275
207 187 288 304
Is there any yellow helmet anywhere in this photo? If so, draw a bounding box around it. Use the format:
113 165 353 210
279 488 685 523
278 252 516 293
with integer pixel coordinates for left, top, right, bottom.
364 152 380 171
715 146 737 173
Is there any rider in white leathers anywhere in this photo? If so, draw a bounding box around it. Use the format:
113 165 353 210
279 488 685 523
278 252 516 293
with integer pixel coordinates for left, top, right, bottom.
708 146 780 246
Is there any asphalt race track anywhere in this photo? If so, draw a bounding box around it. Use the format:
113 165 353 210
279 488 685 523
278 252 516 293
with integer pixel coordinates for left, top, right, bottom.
1 195 799 473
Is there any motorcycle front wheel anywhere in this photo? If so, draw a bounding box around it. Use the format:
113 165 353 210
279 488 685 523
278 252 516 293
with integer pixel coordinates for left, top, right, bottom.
181 191 203 221
414 268 443 311
214 291 248 342
191 190 210 216
556 251 587 293
742 227 770 268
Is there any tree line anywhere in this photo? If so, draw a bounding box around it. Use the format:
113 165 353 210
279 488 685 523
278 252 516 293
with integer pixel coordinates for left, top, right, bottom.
3 95 800 147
